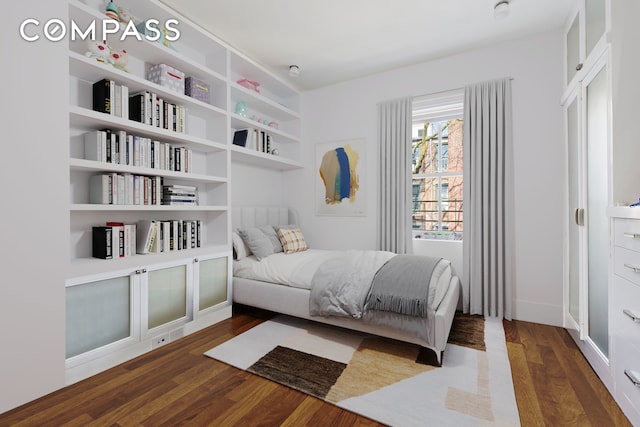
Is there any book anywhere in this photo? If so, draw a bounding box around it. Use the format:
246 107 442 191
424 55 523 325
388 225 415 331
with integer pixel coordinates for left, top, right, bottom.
92 78 112 115
125 224 136 257
84 130 107 162
107 222 125 258
136 220 157 254
89 174 110 204
129 93 144 123
114 84 122 118
92 226 113 259
121 84 129 120
161 221 171 252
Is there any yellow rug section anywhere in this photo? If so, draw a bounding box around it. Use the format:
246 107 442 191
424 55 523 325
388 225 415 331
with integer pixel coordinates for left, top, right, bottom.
326 336 436 403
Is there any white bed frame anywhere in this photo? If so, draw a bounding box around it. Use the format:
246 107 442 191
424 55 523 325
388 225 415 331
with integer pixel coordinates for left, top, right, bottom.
231 207 461 364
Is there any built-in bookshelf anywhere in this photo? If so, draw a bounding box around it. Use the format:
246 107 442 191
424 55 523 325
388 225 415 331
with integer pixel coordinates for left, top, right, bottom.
65 0 301 383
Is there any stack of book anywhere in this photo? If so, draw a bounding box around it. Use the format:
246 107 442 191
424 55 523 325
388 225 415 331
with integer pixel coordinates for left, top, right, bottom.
84 129 193 172
232 128 272 154
92 222 137 259
162 184 198 206
93 78 187 133
89 174 163 205
136 219 202 254
129 90 186 133
92 78 129 119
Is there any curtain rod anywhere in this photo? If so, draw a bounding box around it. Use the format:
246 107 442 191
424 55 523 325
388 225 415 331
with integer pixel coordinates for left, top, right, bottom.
414 77 514 100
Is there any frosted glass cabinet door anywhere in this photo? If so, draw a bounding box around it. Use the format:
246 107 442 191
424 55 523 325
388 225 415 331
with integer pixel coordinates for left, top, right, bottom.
585 0 606 60
66 274 132 359
566 12 580 85
585 62 609 358
197 256 229 311
147 264 188 330
567 94 581 331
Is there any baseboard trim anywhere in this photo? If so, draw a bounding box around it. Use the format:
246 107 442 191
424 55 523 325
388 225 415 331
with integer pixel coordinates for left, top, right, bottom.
512 299 563 326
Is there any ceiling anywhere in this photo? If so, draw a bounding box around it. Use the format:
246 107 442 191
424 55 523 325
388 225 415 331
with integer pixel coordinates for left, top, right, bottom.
159 0 574 92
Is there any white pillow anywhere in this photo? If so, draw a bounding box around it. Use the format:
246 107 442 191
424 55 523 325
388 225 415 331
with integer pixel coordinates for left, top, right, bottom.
232 231 252 260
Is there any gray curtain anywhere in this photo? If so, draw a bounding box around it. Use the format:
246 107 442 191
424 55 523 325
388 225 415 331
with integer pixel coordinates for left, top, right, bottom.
462 78 513 319
377 97 413 254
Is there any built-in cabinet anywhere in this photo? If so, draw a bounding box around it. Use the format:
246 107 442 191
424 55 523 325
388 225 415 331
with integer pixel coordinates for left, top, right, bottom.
610 212 640 425
564 1 640 423
65 0 300 383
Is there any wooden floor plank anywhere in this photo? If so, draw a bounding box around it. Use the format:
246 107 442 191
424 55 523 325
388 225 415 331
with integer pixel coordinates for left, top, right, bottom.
0 308 631 427
505 341 545 426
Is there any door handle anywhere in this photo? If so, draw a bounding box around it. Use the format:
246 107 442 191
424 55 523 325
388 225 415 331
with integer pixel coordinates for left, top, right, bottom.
625 370 640 388
575 208 584 226
623 309 640 323
624 264 640 274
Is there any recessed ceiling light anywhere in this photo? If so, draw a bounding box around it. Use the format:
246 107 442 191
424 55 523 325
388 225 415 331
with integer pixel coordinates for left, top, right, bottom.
494 0 510 19
289 65 300 77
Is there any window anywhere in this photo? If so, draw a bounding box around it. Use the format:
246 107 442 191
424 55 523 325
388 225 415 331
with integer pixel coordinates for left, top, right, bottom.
412 91 463 240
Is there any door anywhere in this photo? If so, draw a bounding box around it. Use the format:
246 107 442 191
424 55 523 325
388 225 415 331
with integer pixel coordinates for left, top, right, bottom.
565 53 610 361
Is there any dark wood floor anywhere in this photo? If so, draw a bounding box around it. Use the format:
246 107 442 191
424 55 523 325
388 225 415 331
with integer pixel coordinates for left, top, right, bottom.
0 306 632 426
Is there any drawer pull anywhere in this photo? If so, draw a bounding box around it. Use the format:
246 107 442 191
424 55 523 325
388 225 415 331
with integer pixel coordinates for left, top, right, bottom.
624 309 640 323
625 370 640 388
623 233 640 240
624 263 640 273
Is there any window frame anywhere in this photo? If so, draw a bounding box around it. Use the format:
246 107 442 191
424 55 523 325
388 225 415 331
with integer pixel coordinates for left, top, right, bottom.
411 90 464 240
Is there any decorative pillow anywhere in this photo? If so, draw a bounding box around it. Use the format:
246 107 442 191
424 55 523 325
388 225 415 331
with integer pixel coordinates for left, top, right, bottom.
237 226 281 261
232 231 252 260
276 227 308 254
258 226 283 254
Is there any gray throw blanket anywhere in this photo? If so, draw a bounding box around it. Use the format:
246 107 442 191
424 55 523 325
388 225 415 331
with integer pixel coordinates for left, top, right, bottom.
364 255 442 318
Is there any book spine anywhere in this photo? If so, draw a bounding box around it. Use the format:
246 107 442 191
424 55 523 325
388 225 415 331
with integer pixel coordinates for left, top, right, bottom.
114 84 122 118
92 226 113 259
92 79 111 114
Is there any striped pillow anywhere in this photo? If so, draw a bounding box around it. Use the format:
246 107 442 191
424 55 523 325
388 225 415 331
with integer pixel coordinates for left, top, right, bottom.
276 227 308 254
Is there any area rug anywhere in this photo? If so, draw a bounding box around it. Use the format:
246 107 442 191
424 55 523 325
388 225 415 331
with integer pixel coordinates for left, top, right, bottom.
204 313 520 426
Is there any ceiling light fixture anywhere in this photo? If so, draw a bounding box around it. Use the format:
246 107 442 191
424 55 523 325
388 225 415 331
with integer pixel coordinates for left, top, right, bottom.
494 0 510 19
288 65 300 77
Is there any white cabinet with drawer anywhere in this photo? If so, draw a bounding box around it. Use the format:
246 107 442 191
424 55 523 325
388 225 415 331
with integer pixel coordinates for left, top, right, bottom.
612 216 640 425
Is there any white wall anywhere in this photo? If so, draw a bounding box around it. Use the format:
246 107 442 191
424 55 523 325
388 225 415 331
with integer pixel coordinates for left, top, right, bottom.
231 163 284 208
1 0 68 413
282 31 566 326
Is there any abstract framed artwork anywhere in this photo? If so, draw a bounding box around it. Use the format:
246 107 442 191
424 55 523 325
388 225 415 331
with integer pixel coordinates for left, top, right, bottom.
315 139 366 216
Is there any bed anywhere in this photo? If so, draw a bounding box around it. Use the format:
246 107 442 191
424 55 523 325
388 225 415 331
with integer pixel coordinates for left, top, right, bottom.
231 207 461 364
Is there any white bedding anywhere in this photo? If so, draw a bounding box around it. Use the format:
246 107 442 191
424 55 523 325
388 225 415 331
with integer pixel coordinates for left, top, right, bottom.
233 249 452 311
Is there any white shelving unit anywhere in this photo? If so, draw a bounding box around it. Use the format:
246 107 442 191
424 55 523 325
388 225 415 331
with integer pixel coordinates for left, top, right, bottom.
65 0 301 383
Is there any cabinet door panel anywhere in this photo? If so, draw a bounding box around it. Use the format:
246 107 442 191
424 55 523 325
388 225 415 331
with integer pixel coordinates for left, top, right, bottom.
148 265 187 329
198 256 229 311
586 63 609 358
566 12 581 85
585 0 606 59
66 275 131 358
567 95 581 328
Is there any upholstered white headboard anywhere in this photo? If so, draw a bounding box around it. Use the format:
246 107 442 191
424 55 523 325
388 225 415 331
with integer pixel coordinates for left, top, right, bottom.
232 207 299 230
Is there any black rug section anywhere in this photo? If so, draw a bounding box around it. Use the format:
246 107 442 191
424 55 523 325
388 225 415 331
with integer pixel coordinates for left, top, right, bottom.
248 345 346 399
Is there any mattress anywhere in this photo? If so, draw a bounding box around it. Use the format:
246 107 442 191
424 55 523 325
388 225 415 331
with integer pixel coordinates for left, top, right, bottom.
233 249 452 311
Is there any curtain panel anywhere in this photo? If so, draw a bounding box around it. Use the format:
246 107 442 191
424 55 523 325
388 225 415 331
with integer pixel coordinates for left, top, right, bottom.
462 78 514 319
377 97 413 254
